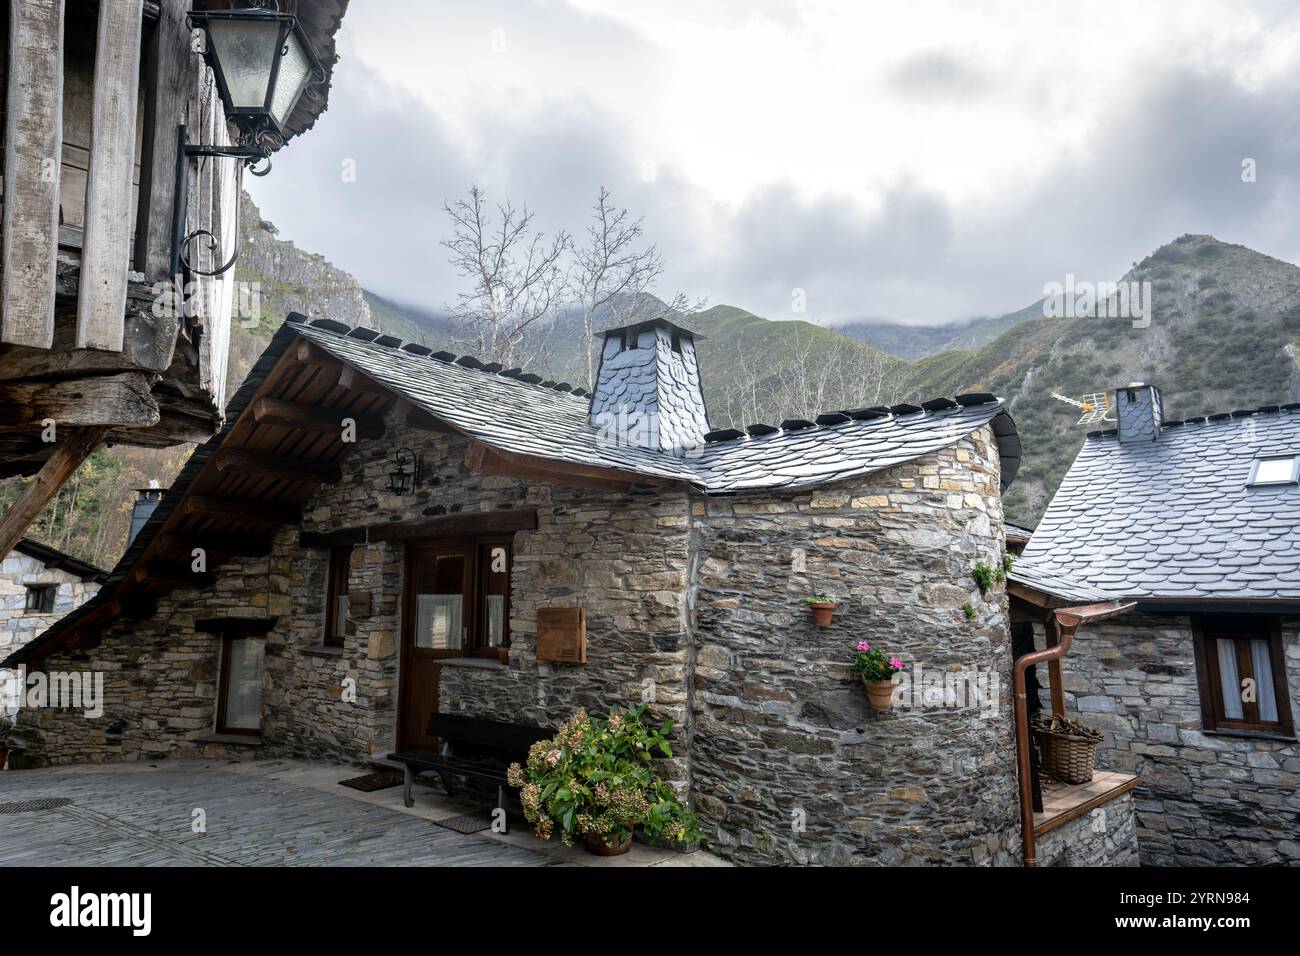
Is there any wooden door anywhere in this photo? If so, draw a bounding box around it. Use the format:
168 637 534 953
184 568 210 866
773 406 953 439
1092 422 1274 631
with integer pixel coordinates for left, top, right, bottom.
398 542 471 753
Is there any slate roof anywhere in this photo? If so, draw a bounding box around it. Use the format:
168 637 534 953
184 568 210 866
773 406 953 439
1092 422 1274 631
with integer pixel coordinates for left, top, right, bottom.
295 319 1021 494
1011 402 1300 603
8 538 109 583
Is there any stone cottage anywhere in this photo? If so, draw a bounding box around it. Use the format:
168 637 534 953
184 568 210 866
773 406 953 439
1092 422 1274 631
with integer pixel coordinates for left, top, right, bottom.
1011 383 1300 866
1 539 106 716
5 313 1134 865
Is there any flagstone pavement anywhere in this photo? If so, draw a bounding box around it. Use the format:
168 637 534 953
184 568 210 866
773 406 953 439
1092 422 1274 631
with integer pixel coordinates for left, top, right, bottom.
0 759 725 867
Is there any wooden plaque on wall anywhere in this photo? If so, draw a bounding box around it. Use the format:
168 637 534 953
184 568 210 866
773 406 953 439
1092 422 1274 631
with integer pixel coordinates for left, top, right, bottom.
536 608 587 663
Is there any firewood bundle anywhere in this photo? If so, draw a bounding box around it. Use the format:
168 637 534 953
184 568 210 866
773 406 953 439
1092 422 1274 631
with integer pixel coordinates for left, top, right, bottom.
1033 714 1102 741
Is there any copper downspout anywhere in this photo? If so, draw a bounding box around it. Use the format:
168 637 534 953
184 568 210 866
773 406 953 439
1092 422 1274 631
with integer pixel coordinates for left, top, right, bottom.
1013 600 1135 867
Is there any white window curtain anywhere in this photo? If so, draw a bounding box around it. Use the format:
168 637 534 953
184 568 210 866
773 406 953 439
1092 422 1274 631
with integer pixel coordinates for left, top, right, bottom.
1250 639 1278 723
224 638 265 730
416 594 462 650
1216 639 1244 719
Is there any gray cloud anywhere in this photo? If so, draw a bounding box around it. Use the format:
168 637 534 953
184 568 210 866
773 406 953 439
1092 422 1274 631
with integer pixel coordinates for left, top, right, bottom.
252 17 1300 330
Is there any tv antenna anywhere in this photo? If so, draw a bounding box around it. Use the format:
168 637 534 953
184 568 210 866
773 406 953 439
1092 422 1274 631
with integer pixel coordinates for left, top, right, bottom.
1051 391 1115 425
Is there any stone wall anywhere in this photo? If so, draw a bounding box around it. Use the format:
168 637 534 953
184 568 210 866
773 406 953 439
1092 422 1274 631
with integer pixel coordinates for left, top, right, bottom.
1 551 100 716
13 417 1035 866
1038 613 1300 866
690 426 1023 865
1035 790 1139 867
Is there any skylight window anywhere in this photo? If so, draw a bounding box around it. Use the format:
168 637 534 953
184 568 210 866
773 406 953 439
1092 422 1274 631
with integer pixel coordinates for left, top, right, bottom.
1247 455 1300 487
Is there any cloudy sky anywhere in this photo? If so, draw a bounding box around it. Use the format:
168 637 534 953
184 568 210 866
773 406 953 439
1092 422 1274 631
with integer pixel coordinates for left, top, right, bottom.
249 0 1300 327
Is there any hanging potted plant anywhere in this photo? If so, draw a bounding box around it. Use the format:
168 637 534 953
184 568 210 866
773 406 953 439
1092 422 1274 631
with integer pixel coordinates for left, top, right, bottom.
851 641 904 711
507 705 700 855
805 595 837 626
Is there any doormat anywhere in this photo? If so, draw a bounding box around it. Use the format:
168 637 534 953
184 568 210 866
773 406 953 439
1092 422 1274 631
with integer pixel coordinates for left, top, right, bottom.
0 797 73 814
338 771 405 793
433 810 495 834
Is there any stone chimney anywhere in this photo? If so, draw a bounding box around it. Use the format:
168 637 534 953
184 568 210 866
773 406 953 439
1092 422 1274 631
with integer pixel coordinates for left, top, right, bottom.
128 483 165 546
1116 383 1163 443
588 318 710 454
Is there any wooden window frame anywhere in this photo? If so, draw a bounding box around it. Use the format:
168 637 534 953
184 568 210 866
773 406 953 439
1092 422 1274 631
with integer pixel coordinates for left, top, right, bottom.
406 536 512 663
1191 615 1295 739
323 545 352 649
23 584 57 615
215 630 267 737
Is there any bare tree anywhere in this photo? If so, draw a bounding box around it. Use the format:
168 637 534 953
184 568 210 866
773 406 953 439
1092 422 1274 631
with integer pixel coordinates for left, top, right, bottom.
571 187 665 388
441 185 569 369
712 324 907 429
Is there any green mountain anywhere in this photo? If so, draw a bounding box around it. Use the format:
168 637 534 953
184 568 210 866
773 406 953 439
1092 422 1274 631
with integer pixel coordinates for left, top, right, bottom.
833 300 1048 359
906 234 1300 523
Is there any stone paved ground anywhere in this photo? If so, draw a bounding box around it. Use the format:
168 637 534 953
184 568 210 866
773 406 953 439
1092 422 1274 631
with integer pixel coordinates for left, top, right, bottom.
0 759 725 867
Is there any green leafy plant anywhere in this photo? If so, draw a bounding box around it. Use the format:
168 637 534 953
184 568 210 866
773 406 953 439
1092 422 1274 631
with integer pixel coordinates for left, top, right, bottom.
850 641 905 683
1002 552 1016 574
962 602 976 620
804 595 835 605
972 561 1007 594
507 705 700 848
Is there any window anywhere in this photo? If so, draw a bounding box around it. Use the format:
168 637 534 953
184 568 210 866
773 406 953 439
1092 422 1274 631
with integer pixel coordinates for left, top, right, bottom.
24 585 56 614
216 633 266 736
1247 455 1299 487
1193 615 1294 738
323 545 352 648
407 538 511 661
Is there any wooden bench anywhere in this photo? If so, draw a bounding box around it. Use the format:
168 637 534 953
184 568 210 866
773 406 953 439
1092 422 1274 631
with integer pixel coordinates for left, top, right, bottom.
387 713 553 825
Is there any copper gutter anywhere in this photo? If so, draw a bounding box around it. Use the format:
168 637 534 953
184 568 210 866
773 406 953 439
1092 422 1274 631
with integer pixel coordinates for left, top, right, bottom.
1013 600 1135 867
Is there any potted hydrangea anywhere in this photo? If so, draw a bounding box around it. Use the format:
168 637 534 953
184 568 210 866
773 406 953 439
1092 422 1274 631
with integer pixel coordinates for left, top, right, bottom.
851 641 904 711
507 705 700 855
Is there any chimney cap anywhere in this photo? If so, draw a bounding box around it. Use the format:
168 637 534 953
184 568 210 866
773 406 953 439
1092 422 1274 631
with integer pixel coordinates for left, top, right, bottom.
594 316 706 342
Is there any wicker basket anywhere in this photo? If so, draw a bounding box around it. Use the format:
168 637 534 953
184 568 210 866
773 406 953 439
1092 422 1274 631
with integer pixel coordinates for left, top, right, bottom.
1033 723 1099 785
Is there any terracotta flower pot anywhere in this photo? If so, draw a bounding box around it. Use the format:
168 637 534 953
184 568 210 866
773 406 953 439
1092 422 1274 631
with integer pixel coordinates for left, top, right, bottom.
585 831 633 856
808 602 836 626
863 678 896 712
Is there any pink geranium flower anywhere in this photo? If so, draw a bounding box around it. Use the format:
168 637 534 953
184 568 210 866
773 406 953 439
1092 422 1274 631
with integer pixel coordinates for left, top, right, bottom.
889 657 903 670
856 641 871 652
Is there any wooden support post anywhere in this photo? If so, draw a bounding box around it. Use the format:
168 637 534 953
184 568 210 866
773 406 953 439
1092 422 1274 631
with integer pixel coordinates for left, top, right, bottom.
1045 615 1067 718
0 428 108 559
76 0 145 351
134 0 192 279
2 0 66 348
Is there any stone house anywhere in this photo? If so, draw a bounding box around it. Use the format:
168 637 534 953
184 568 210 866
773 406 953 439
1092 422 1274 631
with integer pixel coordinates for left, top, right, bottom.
5 313 1136 865
1010 383 1300 866
1 539 106 716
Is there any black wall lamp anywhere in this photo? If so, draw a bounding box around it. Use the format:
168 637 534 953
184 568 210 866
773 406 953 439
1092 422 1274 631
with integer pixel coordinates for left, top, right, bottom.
171 0 327 278
389 448 423 496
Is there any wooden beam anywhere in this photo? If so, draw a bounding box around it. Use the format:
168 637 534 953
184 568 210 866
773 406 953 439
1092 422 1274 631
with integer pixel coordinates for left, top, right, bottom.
132 561 214 588
2 0 65 348
181 494 302 526
250 397 385 441
1044 616 1067 719
0 308 181 381
338 364 393 399
0 373 160 430
465 441 675 492
213 447 343 485
364 509 538 544
395 400 458 434
156 532 274 558
295 338 342 371
75 0 145 351
133 0 191 279
0 428 108 559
